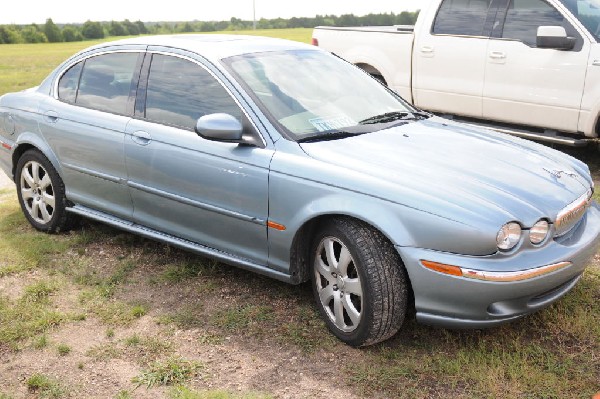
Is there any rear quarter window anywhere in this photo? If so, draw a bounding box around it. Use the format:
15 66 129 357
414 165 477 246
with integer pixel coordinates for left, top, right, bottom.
75 52 139 115
57 62 83 103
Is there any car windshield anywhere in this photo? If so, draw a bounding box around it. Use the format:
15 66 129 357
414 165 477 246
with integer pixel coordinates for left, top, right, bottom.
224 50 415 141
559 0 600 41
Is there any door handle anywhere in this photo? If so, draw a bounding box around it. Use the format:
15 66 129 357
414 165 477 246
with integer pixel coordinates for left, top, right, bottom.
43 110 59 123
489 51 506 60
421 46 434 54
593 60 600 67
131 130 152 146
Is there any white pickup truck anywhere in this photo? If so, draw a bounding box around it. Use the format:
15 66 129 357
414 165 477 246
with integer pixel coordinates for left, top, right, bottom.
312 0 600 146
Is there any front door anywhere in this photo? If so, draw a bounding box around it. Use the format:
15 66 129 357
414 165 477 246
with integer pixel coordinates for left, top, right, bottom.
413 0 500 117
482 0 590 132
124 53 272 265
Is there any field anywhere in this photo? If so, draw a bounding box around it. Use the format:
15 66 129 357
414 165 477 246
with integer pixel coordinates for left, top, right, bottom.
0 30 599 399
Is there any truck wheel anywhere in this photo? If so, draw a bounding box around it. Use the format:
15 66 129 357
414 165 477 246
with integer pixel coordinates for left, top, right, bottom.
311 217 408 347
15 149 74 233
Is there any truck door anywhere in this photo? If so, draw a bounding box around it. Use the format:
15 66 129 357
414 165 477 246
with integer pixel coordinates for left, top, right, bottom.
482 0 590 133
413 0 500 118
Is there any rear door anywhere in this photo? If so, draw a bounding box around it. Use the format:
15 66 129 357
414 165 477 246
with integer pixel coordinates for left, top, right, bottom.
39 50 143 219
124 51 273 265
413 0 501 117
482 0 590 132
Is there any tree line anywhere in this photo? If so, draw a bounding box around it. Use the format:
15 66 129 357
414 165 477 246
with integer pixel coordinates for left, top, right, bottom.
0 11 419 44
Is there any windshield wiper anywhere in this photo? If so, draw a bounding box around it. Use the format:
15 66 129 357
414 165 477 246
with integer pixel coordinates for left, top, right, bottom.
297 131 364 143
359 111 430 125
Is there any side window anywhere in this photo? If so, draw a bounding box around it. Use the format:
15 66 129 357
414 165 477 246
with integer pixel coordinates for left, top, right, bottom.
76 52 139 115
433 0 494 36
57 62 82 103
144 54 242 131
501 0 578 46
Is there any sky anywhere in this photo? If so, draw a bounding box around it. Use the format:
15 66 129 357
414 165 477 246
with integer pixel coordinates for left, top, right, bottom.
0 0 423 25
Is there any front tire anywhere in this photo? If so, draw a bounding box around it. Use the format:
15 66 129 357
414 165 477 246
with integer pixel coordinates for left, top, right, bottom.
311 217 409 347
16 149 73 233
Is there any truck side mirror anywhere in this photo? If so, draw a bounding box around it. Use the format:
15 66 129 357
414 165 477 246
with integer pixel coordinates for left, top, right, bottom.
536 26 576 50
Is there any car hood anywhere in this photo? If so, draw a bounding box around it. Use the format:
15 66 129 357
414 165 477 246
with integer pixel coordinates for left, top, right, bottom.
299 118 592 228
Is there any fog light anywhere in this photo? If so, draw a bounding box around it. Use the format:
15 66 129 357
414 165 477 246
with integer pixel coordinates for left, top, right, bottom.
530 219 549 244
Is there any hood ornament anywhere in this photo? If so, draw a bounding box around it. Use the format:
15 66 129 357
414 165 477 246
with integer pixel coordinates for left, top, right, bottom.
543 168 577 179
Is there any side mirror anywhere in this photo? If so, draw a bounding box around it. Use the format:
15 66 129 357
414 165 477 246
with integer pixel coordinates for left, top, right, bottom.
536 26 576 50
195 113 244 142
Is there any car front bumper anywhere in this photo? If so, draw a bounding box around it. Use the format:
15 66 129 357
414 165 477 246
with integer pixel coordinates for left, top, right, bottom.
399 202 600 329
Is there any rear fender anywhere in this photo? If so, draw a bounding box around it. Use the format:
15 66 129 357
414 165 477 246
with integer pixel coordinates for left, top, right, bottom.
12 132 63 180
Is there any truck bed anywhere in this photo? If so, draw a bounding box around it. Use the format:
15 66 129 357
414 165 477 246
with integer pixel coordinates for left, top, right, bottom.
312 26 415 101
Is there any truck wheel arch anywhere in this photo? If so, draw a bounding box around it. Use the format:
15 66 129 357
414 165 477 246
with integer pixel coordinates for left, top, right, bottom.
355 63 387 86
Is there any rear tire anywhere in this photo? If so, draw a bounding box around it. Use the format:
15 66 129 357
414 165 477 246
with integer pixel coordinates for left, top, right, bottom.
15 149 74 233
311 217 408 347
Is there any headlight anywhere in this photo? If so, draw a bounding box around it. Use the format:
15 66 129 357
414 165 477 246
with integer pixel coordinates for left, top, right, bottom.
496 222 522 250
530 219 549 244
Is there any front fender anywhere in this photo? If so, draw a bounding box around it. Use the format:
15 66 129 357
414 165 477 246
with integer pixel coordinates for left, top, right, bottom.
266 174 418 274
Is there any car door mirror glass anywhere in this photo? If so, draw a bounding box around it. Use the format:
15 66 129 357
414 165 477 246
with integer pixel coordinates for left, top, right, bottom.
195 113 244 142
536 26 576 50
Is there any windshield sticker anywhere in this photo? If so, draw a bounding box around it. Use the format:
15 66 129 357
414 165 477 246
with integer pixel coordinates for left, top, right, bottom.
309 115 356 132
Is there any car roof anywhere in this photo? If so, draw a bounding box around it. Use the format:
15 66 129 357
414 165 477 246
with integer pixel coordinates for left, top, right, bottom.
85 34 316 61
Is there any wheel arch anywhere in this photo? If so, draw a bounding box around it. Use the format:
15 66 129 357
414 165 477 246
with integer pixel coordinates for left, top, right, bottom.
355 63 387 85
11 133 62 180
289 212 413 288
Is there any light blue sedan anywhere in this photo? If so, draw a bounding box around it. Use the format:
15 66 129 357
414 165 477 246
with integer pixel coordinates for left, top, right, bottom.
0 35 598 346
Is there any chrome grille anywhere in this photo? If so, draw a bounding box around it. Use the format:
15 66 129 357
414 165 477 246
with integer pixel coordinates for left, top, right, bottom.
554 188 593 237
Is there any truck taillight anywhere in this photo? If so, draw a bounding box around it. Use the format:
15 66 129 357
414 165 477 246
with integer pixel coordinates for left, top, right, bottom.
311 38 319 46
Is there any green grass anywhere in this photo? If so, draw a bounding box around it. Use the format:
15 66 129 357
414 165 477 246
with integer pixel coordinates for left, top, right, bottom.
170 387 274 399
26 373 67 398
78 290 147 325
133 357 203 388
211 305 274 332
22 280 59 303
87 334 172 365
0 292 65 348
158 260 203 283
0 29 311 97
33 334 49 349
56 343 71 356
115 391 133 399
0 194 73 277
158 305 205 329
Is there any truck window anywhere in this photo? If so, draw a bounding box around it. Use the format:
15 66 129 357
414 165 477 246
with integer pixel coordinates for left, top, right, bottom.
501 0 580 46
433 0 494 36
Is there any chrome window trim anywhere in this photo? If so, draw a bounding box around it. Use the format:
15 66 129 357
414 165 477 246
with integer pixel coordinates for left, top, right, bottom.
52 48 268 148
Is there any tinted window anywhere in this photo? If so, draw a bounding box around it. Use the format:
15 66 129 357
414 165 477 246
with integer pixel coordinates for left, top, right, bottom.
502 0 576 46
58 62 82 103
145 55 242 130
433 0 494 36
557 0 600 41
76 52 138 114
